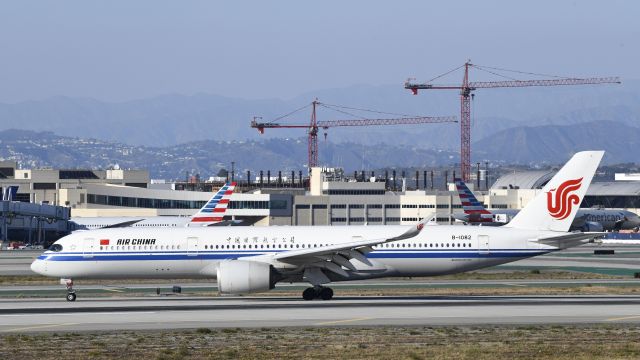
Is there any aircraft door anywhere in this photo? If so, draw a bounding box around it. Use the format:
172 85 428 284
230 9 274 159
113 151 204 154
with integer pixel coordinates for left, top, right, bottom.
477 235 490 255
187 236 199 256
82 237 96 258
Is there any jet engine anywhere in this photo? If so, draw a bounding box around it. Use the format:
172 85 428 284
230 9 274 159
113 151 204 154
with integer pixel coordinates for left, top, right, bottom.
216 260 278 294
581 221 604 232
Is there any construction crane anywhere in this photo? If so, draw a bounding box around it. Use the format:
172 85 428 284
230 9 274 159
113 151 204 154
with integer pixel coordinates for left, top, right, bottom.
405 60 621 182
251 100 457 169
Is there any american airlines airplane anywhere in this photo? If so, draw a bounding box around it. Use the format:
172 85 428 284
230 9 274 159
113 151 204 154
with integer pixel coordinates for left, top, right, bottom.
32 151 605 301
69 182 237 230
453 178 640 231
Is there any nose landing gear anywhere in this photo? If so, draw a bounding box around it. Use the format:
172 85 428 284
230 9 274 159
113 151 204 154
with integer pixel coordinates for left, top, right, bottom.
302 286 334 300
63 279 76 301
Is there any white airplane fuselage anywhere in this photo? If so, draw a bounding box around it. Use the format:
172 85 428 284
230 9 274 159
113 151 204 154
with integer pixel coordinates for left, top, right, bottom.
70 216 190 230
32 225 560 281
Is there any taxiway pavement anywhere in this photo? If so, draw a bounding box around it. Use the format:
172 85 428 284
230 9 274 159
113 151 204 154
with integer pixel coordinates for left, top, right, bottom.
1 295 640 332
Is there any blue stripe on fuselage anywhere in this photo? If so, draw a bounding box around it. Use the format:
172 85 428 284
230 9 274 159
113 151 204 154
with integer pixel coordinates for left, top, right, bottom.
37 250 549 261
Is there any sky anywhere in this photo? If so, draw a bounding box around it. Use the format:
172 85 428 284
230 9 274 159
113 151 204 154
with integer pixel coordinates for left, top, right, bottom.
0 0 637 103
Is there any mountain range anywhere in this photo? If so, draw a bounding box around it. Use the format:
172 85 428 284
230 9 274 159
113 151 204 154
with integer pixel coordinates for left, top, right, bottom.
0 81 638 151
0 120 638 179
1 81 639 176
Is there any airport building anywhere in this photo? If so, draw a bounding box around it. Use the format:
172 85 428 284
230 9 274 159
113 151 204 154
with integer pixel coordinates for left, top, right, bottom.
3 161 640 245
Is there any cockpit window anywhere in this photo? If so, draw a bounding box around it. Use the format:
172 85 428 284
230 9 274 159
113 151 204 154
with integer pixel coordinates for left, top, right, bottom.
49 244 63 252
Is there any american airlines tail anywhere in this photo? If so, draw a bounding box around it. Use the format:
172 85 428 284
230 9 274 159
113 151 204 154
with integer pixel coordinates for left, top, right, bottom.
454 178 492 221
189 182 236 226
506 151 604 232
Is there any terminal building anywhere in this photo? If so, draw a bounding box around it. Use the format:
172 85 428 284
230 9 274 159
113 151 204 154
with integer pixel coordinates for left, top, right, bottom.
2 160 640 245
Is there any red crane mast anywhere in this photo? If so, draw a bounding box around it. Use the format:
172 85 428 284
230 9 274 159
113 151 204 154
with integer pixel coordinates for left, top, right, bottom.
405 61 621 182
251 100 457 169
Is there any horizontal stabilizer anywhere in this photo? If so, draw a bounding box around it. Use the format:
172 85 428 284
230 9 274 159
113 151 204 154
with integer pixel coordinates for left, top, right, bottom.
532 232 606 249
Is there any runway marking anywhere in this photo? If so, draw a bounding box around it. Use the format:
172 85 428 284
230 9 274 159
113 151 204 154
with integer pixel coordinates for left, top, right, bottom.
3 322 78 332
0 311 156 317
605 315 640 322
104 288 125 293
504 283 527 287
315 317 373 326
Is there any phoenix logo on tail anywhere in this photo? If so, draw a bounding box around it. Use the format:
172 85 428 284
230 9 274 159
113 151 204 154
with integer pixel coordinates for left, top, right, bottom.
546 177 582 220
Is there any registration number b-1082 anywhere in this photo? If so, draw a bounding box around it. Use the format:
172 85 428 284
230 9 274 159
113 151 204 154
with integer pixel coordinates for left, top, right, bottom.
451 235 471 240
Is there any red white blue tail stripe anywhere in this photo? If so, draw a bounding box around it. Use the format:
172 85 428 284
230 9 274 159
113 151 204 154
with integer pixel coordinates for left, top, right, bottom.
454 178 492 218
190 182 236 225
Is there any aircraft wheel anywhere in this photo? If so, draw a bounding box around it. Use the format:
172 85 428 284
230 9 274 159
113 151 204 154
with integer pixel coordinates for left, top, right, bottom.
66 292 77 302
302 287 316 301
319 287 333 300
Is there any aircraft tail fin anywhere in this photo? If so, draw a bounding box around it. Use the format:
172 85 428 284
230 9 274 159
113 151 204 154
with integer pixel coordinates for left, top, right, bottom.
454 178 492 215
189 182 236 226
505 151 604 232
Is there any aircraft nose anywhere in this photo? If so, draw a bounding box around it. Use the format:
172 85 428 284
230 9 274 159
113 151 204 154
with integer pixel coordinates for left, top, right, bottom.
30 259 46 275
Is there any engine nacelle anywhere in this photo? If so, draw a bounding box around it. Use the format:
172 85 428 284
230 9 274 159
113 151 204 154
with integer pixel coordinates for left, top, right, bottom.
216 260 278 294
581 221 604 232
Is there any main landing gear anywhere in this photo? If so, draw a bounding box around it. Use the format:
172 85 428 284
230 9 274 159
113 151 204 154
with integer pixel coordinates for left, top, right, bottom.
63 279 76 301
302 286 334 301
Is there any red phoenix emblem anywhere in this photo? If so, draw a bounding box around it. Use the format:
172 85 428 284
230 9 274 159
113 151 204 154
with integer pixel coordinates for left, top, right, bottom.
546 178 583 220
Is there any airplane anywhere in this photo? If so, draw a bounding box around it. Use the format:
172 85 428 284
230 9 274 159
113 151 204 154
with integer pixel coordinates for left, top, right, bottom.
32 151 605 302
69 182 237 230
453 178 640 232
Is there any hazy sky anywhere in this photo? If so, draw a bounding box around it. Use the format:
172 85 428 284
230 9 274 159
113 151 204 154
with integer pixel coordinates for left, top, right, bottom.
0 1 637 103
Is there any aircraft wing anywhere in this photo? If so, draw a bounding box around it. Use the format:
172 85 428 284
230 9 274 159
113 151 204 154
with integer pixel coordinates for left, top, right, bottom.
246 216 431 282
532 232 606 249
273 220 425 262
100 219 144 228
207 220 244 227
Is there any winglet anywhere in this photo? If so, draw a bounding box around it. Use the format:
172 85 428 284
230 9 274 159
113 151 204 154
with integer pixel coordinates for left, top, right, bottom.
387 215 431 242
